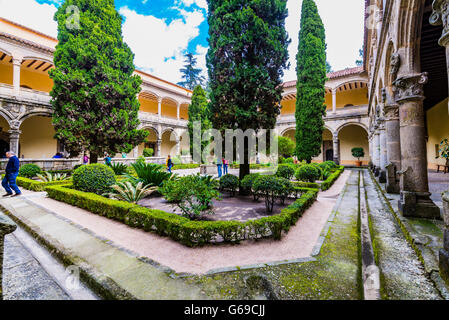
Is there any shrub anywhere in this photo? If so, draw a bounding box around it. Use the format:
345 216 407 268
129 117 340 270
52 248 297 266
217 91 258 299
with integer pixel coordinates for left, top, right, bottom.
295 164 321 183
104 181 157 204
73 164 83 171
219 174 239 197
143 148 154 157
323 161 337 169
240 173 261 200
277 177 295 205
37 172 70 182
159 175 220 219
275 164 296 180
73 164 116 195
277 136 296 158
321 167 345 191
126 162 173 187
253 175 284 213
108 162 128 176
351 147 365 160
18 164 41 178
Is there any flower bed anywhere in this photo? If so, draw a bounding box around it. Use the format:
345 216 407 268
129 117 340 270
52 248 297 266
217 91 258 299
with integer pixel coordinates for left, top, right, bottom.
45 184 318 247
14 176 72 192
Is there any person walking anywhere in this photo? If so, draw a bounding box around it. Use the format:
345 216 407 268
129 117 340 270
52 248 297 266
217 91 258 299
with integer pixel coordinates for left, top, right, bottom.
216 157 223 178
104 153 112 166
166 155 173 173
222 157 228 175
2 151 21 197
83 153 89 165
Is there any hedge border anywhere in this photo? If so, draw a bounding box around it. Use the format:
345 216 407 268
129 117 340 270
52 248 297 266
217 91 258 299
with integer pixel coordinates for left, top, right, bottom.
320 166 345 191
14 176 72 192
45 184 318 247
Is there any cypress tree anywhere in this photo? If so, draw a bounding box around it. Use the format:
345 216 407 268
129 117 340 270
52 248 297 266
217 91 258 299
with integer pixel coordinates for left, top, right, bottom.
50 0 147 163
187 85 212 159
178 53 206 90
207 0 290 180
295 0 327 162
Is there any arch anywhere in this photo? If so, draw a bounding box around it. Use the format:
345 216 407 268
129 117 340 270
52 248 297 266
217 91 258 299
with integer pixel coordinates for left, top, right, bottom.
161 127 179 140
139 90 160 101
18 111 53 123
280 127 296 137
19 114 57 158
22 56 53 65
335 121 369 136
0 46 13 57
0 108 15 126
141 125 159 138
335 79 369 92
337 123 370 165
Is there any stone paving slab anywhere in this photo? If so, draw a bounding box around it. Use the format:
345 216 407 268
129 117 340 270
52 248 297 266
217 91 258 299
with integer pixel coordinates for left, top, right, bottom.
0 197 207 300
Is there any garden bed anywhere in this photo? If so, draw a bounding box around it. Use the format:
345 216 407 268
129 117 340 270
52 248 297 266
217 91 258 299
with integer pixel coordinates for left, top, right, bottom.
45 184 318 247
15 176 72 192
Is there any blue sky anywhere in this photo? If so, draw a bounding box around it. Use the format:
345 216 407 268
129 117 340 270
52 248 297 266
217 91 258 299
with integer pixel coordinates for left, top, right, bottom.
2 0 365 84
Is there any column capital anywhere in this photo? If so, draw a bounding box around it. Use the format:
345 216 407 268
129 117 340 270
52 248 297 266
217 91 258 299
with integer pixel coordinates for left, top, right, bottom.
384 104 400 121
392 73 428 103
331 88 337 95
12 57 22 66
8 129 21 137
430 0 449 46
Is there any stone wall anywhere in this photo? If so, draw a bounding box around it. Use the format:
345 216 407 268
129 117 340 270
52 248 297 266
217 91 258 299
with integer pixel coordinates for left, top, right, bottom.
441 191 449 285
0 212 16 300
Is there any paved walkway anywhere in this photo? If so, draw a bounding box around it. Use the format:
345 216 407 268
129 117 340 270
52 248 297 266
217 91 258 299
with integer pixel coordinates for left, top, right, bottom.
11 171 349 275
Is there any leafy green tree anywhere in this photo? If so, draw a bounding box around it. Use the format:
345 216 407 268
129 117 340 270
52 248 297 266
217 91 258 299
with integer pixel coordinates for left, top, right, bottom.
187 85 212 159
277 136 296 158
207 0 290 180
326 61 332 73
178 52 206 90
355 48 364 66
50 0 147 163
295 0 327 162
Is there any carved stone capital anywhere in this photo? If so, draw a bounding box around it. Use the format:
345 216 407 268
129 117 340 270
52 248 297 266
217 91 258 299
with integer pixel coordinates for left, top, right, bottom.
430 0 449 46
384 104 400 120
392 73 428 104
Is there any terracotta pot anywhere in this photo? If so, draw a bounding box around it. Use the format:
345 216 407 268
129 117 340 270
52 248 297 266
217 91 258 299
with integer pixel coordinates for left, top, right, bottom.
355 160 362 167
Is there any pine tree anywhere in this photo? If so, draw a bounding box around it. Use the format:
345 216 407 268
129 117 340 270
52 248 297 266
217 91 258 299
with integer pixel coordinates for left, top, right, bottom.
50 0 147 163
295 0 327 162
178 53 205 90
187 85 211 159
207 0 290 180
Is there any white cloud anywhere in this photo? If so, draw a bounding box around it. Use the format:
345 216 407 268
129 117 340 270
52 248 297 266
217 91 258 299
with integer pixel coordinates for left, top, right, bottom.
119 6 205 84
0 0 58 37
177 0 208 10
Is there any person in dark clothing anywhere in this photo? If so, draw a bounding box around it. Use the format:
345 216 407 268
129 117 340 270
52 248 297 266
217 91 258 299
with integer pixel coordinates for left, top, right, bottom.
2 151 21 197
166 155 173 173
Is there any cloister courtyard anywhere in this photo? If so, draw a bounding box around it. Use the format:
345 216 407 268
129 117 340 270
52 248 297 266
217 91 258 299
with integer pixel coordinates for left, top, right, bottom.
1 0 449 304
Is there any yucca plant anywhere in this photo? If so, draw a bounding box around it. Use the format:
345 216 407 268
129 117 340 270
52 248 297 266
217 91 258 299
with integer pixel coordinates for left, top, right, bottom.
125 162 174 187
108 162 128 176
37 172 70 182
104 181 156 204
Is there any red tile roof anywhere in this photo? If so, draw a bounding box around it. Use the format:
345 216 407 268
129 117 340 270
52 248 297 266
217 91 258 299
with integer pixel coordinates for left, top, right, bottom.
283 66 365 88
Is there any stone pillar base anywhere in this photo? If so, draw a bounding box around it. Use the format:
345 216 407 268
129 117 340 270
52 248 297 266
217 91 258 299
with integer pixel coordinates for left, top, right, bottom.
374 167 380 177
379 170 386 183
399 191 441 219
440 246 449 285
386 182 400 194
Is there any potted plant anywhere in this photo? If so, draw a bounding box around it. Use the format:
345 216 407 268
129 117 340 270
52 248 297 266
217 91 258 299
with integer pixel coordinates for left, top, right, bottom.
351 147 365 167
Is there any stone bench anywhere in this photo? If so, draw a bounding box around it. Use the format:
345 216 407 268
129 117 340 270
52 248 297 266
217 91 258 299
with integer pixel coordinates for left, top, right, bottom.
441 191 449 285
0 212 16 300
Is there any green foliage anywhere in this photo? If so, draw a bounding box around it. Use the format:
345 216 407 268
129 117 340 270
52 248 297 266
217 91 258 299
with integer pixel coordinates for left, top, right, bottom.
207 0 290 179
177 53 205 90
73 164 83 171
143 148 154 157
253 175 285 213
219 174 240 197
277 136 296 158
50 0 147 162
277 177 295 205
172 163 200 170
187 85 212 159
321 167 344 191
276 164 296 180
323 160 338 169
107 162 128 176
126 162 174 187
351 147 365 160
104 181 156 204
15 176 71 192
240 173 261 200
37 172 70 182
295 164 321 183
295 0 327 162
73 164 116 195
159 174 220 219
18 164 42 178
46 184 318 246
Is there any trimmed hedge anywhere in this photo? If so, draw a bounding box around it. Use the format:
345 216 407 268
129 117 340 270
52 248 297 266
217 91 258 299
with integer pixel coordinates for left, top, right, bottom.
73 163 116 195
18 164 42 178
15 176 72 192
321 166 345 191
172 164 200 170
293 181 321 189
45 184 318 247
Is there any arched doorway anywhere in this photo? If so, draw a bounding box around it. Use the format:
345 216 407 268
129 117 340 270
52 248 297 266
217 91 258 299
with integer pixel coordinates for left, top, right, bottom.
20 115 56 158
282 128 296 142
337 124 369 166
322 128 333 162
138 127 158 156
161 129 177 157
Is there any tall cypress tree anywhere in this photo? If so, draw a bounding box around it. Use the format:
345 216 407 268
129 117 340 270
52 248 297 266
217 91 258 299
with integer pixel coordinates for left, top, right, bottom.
178 53 206 90
207 0 290 180
50 0 147 163
295 0 327 162
187 85 211 159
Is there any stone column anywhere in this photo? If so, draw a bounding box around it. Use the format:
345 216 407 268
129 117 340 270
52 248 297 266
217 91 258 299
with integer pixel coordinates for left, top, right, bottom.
332 132 340 165
384 104 401 194
431 0 449 114
441 191 449 284
156 139 162 157
176 138 181 156
373 126 380 176
0 213 17 300
12 58 21 96
176 102 180 120
392 73 440 219
8 129 20 156
378 119 388 183
332 88 337 114
368 130 374 169
157 97 162 118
